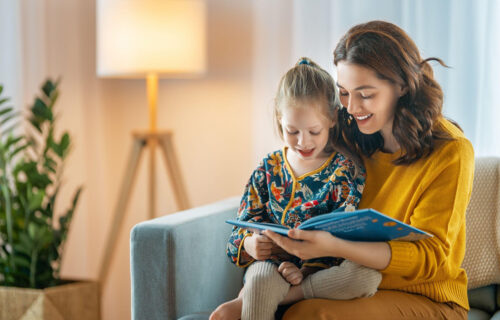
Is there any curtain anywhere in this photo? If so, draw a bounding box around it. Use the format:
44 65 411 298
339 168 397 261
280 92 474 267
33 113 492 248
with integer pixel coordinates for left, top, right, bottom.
0 0 51 113
253 0 500 157
0 0 22 110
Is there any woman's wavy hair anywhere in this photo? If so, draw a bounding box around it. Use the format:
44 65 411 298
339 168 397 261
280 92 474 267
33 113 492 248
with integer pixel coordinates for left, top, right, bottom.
274 57 363 169
333 20 458 165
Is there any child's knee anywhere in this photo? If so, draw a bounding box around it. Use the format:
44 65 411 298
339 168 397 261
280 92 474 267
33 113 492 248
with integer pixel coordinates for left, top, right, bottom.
245 262 280 285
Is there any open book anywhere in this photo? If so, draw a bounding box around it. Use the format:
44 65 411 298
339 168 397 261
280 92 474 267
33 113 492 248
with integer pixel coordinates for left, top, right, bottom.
226 208 432 242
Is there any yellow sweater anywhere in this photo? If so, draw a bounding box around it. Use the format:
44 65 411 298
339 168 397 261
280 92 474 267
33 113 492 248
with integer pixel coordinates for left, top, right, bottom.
358 118 474 310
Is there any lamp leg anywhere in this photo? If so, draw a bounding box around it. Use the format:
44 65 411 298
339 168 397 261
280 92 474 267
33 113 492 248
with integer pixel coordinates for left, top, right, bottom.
148 136 157 220
98 136 146 283
158 133 190 210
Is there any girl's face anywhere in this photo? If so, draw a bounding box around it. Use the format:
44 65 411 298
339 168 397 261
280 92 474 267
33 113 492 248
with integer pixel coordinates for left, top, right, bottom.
336 62 406 141
280 99 334 161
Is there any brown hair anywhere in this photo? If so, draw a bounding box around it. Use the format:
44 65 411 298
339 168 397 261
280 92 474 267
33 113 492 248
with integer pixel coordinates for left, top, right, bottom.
274 57 362 168
333 20 456 165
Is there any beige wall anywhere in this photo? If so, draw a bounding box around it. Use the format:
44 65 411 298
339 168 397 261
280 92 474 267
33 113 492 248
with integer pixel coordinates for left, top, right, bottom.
33 0 255 319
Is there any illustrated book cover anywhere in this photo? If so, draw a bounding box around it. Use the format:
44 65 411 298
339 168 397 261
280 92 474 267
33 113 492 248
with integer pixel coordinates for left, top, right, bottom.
226 208 432 242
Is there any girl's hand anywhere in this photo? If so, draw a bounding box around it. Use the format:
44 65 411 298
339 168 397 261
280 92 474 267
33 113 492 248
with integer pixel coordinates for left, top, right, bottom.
278 262 303 285
243 233 274 260
263 229 341 260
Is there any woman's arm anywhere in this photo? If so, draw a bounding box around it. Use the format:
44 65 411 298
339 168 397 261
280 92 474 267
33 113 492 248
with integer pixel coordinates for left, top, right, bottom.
263 229 391 270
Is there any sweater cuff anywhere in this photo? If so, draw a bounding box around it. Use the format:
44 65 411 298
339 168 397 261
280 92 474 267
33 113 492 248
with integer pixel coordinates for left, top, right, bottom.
382 240 416 275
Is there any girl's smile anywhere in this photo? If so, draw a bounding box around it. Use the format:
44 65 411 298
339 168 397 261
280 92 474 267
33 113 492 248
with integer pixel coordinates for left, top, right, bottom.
297 148 315 157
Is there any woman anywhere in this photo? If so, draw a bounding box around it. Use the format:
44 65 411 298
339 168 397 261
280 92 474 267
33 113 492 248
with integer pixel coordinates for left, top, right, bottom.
264 20 474 319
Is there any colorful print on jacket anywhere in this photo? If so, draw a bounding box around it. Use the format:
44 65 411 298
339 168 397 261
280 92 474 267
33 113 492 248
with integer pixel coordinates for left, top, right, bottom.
227 147 366 268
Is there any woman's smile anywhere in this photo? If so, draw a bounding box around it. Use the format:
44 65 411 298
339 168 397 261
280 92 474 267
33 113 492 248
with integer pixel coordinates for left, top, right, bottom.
353 113 373 126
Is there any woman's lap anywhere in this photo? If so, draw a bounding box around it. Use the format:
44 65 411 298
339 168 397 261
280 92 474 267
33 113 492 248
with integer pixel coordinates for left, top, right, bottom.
282 290 467 320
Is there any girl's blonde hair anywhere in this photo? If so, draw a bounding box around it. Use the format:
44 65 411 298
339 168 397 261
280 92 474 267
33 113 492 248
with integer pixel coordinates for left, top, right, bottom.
274 57 338 144
273 57 362 168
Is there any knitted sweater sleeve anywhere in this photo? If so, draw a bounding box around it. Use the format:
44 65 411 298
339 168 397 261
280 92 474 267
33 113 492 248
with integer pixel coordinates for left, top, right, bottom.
382 139 474 280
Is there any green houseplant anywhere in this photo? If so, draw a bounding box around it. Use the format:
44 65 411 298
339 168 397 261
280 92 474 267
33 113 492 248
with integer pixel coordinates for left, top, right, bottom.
0 79 81 288
0 80 99 319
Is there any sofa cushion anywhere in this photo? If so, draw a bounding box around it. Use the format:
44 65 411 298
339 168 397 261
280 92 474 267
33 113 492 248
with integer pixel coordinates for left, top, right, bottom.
498 283 500 310
469 308 493 320
178 312 210 320
461 158 500 289
492 310 500 320
468 285 497 313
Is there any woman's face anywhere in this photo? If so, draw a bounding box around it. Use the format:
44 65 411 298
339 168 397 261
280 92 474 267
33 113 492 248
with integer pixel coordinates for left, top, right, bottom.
336 62 406 140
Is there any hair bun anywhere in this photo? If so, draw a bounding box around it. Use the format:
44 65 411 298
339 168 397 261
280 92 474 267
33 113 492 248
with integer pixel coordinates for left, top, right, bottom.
297 57 310 66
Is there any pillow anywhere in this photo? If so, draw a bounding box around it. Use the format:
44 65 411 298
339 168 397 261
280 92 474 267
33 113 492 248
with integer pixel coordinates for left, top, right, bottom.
461 157 500 289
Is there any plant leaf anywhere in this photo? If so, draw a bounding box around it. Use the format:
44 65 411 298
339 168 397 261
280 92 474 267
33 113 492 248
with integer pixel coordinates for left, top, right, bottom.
59 132 70 157
5 135 23 150
0 111 18 127
11 245 30 259
9 142 30 161
0 106 13 117
43 156 57 173
42 80 56 98
71 187 83 209
29 115 42 133
12 255 31 269
31 98 53 122
0 97 10 106
1 119 20 136
51 132 70 158
28 223 38 240
0 183 14 247
28 190 45 212
39 227 53 247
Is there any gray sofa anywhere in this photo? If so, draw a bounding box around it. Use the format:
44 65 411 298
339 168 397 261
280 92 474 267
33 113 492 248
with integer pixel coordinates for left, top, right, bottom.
130 157 500 320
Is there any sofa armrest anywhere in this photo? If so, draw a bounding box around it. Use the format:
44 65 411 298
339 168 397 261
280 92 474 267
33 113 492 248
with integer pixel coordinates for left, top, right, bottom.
130 197 244 320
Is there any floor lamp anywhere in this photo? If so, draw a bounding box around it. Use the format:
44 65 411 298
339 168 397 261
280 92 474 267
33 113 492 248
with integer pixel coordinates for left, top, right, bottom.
96 0 206 284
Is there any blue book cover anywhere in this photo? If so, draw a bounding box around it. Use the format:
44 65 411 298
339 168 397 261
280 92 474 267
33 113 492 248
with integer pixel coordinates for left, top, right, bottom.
226 208 432 242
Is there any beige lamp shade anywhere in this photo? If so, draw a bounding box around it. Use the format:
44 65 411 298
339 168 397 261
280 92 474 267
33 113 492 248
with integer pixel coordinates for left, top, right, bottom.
97 0 206 78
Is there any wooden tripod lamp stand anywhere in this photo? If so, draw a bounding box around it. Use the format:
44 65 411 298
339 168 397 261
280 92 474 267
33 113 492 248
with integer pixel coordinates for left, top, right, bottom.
96 0 206 284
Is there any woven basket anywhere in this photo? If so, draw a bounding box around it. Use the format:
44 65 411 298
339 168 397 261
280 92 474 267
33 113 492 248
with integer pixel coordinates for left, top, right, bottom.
0 280 100 320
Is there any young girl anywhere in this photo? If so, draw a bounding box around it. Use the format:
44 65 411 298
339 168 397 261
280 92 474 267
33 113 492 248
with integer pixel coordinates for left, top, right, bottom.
209 58 381 320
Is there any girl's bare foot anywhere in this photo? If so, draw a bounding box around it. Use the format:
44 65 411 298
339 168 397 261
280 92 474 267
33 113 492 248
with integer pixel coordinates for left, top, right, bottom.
209 297 242 320
278 262 303 285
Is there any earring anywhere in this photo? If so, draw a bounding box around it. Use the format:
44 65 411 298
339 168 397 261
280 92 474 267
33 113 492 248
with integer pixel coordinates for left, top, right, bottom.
347 114 353 126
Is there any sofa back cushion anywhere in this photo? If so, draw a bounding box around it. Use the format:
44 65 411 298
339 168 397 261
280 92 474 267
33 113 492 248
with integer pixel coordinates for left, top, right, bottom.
462 157 500 289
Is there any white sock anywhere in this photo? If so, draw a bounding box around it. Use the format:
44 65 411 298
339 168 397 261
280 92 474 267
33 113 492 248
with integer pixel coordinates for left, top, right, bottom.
301 260 382 300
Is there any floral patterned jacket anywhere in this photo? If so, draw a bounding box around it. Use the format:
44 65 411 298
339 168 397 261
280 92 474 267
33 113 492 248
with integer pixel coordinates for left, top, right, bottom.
227 148 366 268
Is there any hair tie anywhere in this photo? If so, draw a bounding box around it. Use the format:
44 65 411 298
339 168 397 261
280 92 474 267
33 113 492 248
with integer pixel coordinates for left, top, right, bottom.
299 59 310 65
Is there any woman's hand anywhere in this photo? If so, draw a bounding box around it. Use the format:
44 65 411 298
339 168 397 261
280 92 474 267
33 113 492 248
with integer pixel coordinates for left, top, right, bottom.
243 233 275 260
264 229 392 270
263 229 341 260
